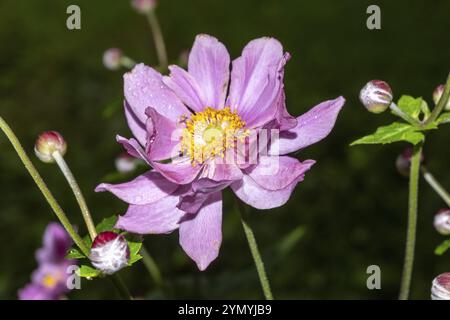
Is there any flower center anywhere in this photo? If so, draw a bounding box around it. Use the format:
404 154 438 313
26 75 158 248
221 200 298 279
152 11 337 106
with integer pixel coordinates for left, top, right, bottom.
180 107 248 165
42 274 58 288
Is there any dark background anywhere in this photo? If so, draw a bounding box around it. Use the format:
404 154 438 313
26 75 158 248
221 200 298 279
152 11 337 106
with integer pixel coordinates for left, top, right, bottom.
0 0 449 299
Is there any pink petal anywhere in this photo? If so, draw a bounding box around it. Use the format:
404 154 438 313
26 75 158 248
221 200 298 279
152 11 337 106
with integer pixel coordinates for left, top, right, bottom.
227 38 287 128
187 34 231 109
179 192 222 270
124 101 147 146
145 107 182 161
178 179 231 214
151 157 202 185
116 135 149 163
199 161 243 182
270 96 345 155
95 171 178 205
231 173 306 210
124 63 189 123
115 195 184 234
163 66 206 112
246 156 315 191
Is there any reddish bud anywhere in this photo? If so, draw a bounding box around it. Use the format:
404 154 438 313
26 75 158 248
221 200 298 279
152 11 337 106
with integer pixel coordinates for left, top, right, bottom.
89 232 130 275
34 131 67 163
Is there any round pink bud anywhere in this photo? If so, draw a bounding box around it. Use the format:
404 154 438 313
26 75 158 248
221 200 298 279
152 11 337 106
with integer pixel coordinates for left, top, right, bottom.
433 84 450 110
89 231 130 275
131 0 157 13
432 273 450 300
359 80 393 113
34 131 67 163
102 48 123 71
395 147 425 177
434 209 450 235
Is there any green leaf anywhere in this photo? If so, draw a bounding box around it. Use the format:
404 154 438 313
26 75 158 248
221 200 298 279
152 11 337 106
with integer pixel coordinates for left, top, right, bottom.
95 215 119 233
77 265 101 279
66 247 86 259
126 235 143 266
435 239 450 255
350 122 425 146
396 96 423 119
437 112 450 125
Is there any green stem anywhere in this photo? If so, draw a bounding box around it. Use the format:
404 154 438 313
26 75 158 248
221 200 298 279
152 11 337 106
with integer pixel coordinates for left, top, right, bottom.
52 151 97 240
146 9 168 70
390 103 421 126
120 56 136 70
421 167 450 207
237 201 274 300
399 143 422 300
424 73 450 126
0 116 89 256
111 274 133 300
51 151 133 300
140 246 163 287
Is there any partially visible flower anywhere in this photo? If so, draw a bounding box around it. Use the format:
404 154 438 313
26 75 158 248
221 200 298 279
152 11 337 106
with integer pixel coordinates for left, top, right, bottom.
432 273 450 300
103 48 123 71
89 231 130 275
359 80 393 113
433 84 450 110
35 131 67 163
434 209 450 235
96 34 345 270
18 223 75 300
396 147 425 177
18 284 56 300
115 152 141 174
131 0 157 14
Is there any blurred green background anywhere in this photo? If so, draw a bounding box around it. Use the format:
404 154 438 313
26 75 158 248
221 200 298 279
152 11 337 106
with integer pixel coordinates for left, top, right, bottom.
0 0 449 299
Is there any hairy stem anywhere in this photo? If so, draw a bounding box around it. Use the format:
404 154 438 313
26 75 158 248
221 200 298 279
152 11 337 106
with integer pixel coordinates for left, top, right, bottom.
0 116 89 256
146 10 168 70
399 143 422 300
422 167 450 207
237 200 274 300
52 151 97 240
424 73 450 125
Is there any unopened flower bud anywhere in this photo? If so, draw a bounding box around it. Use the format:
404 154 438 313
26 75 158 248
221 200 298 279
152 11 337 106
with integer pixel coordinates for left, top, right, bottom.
359 80 393 113
131 0 157 14
89 232 130 275
115 152 139 174
34 131 67 163
434 209 450 235
103 48 123 71
395 147 425 177
433 84 450 110
432 273 450 300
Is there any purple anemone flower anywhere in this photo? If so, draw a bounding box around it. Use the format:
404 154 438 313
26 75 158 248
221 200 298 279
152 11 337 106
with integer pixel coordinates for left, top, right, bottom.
96 34 345 270
19 223 75 300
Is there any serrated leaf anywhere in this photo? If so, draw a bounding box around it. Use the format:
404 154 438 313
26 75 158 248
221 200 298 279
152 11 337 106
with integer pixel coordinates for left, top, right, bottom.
66 248 86 259
396 95 423 120
350 122 425 146
437 112 450 124
435 239 450 255
77 265 101 278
